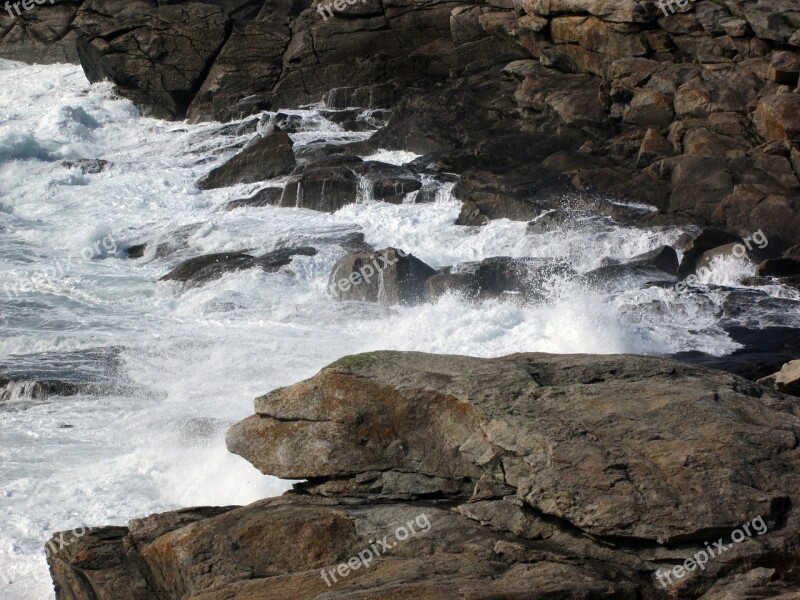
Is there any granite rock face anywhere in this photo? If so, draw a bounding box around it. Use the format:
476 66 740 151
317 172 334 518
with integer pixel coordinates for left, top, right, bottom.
49 352 800 599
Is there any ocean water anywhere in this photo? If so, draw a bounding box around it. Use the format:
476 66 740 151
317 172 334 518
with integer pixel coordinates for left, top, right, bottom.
1 59 799 598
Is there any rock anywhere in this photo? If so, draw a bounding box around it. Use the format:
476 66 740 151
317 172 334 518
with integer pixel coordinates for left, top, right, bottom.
678 228 743 278
47 351 800 599
0 0 81 63
0 347 128 402
160 247 317 286
61 159 110 174
775 359 800 395
636 128 674 167
197 131 296 190
351 161 423 203
453 179 544 226
693 242 744 273
526 209 571 234
223 187 283 210
674 325 800 380
713 186 800 251
424 257 575 301
757 257 800 277
327 248 437 305
767 51 800 85
583 245 680 290
624 244 679 274
623 88 674 128
47 496 641 600
280 167 360 212
74 1 234 120
227 351 800 545
423 270 481 301
186 19 290 122
719 17 750 38
752 94 800 142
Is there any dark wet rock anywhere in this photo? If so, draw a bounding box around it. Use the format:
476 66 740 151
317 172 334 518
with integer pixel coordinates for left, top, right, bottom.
693 242 745 273
319 108 382 132
0 0 82 64
454 178 547 226
123 223 207 262
74 1 236 120
425 257 575 302
352 161 422 203
675 326 800 380
423 270 481 301
678 229 744 278
584 246 679 290
61 159 110 174
160 247 317 287
197 130 296 190
757 257 800 278
526 210 571 234
623 245 679 274
327 248 436 305
280 167 359 212
0 348 128 401
223 187 283 210
8 0 800 249
322 85 401 110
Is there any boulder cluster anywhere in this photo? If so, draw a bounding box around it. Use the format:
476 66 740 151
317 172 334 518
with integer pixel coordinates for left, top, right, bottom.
47 351 800 598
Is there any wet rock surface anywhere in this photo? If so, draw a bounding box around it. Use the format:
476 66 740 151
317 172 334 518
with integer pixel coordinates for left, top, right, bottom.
160 246 317 286
49 351 800 599
197 130 296 190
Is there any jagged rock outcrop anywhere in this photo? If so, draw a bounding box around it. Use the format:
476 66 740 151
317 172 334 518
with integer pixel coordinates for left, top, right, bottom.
48 352 800 598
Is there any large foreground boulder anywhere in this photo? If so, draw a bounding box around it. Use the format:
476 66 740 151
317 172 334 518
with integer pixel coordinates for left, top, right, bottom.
49 352 800 599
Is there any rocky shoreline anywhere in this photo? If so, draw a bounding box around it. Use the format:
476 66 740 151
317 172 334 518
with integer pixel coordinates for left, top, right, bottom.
47 352 800 598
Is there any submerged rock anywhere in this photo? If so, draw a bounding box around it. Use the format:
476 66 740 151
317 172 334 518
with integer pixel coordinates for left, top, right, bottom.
222 187 283 210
